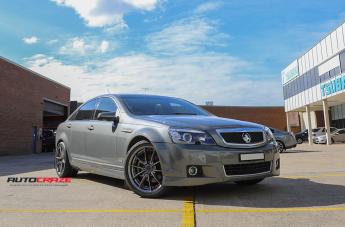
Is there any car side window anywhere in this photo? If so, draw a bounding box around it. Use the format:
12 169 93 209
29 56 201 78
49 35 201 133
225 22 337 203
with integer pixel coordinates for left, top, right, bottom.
95 97 117 120
75 99 99 120
338 130 345 134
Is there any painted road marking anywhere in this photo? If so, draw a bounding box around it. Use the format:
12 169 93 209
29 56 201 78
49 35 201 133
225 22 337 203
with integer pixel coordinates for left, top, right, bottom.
0 207 345 214
0 209 180 213
182 197 195 227
197 207 345 213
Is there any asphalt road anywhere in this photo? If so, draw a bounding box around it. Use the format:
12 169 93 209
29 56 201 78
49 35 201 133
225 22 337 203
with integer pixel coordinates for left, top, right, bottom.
1 143 345 227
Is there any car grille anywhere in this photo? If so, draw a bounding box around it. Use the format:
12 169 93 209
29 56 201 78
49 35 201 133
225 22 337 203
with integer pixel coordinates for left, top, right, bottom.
224 162 271 175
220 131 264 144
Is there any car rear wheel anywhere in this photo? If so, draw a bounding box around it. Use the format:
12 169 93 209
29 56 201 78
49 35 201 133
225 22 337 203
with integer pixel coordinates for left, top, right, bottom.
125 141 168 198
276 141 286 153
55 141 78 178
235 178 264 185
296 138 303 144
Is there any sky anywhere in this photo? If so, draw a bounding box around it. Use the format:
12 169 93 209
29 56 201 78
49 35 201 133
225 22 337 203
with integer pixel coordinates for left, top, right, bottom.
1 0 345 105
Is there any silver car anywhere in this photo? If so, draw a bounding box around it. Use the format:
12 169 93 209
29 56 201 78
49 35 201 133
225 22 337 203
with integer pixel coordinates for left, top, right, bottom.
269 128 297 153
55 94 280 197
314 128 345 144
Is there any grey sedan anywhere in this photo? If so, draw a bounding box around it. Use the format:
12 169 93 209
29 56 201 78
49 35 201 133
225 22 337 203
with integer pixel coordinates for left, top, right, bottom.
269 128 297 153
55 94 280 197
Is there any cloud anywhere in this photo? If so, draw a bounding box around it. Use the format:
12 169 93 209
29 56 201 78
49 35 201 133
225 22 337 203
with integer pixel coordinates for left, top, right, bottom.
98 40 110 53
146 17 229 55
23 13 283 106
52 0 159 29
23 36 39 44
46 39 59 45
194 1 222 14
24 53 282 105
59 37 112 55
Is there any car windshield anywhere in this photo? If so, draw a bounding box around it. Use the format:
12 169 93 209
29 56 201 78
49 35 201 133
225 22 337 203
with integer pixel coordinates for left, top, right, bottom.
312 128 320 132
330 127 337 132
120 96 209 116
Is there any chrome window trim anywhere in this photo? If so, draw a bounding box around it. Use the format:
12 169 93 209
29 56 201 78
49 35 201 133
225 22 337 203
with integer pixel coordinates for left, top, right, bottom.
216 128 267 148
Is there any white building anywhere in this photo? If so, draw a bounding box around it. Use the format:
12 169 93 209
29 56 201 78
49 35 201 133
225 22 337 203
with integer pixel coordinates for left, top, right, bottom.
282 22 345 145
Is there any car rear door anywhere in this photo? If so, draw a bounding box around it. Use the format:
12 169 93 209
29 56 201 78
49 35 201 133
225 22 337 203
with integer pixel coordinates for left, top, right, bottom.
68 99 99 161
85 97 121 169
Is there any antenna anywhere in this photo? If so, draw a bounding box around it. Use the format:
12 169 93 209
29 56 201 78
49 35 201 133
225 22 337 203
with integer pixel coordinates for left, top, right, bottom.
142 87 150 94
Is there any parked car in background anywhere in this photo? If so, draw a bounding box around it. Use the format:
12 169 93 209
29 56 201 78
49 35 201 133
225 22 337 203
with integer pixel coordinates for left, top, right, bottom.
295 129 308 144
269 128 297 153
312 127 337 139
313 128 345 144
41 129 56 152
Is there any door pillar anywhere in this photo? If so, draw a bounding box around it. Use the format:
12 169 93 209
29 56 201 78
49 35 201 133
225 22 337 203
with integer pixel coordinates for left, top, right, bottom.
306 105 313 145
322 99 332 145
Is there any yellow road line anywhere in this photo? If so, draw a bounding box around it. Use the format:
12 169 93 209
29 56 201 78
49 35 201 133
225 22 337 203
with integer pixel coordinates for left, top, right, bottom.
1 207 345 215
0 209 180 213
182 197 195 227
197 207 345 213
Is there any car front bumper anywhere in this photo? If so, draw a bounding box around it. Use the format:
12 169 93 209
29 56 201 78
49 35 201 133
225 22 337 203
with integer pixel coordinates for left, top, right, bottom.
313 137 327 144
153 142 280 187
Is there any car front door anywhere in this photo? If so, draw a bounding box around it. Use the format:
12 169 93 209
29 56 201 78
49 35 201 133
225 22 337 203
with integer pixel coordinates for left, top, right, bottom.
68 99 99 161
85 97 121 170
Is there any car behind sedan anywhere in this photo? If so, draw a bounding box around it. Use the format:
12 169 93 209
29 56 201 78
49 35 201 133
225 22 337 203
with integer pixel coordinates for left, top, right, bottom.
270 128 297 152
314 128 345 144
55 94 280 197
295 129 308 144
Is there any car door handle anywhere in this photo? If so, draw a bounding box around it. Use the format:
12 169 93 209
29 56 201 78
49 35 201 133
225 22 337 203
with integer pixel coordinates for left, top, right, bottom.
88 125 94 131
66 123 72 128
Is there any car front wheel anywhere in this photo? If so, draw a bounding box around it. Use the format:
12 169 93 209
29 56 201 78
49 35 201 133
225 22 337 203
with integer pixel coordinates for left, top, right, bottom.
125 141 168 198
296 138 303 144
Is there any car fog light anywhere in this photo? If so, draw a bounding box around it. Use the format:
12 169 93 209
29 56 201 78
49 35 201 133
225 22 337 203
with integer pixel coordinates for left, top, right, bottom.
188 166 198 176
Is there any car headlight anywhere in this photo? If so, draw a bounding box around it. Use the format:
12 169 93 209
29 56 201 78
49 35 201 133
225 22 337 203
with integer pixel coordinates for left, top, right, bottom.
168 128 216 145
264 127 275 143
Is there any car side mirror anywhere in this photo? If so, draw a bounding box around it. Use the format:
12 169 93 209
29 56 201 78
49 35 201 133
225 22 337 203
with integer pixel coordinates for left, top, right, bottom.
97 112 119 123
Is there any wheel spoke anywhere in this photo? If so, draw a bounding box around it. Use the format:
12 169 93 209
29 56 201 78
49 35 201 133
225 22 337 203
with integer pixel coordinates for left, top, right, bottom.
152 161 160 166
150 172 161 186
143 148 148 163
150 150 155 163
152 169 162 172
131 165 144 170
133 170 145 179
139 175 147 187
135 155 145 165
147 174 152 191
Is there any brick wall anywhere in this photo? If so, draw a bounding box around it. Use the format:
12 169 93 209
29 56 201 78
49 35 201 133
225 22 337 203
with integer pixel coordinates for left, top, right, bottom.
0 57 70 155
201 106 288 131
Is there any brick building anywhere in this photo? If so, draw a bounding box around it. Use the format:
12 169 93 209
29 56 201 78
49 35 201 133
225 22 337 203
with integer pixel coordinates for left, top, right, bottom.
0 57 70 155
201 105 294 132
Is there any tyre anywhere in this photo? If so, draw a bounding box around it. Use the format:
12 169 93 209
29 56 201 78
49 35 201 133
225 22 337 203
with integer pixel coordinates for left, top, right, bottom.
55 141 78 178
125 141 168 198
276 141 286 153
331 138 335 144
296 138 303 144
235 178 264 185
